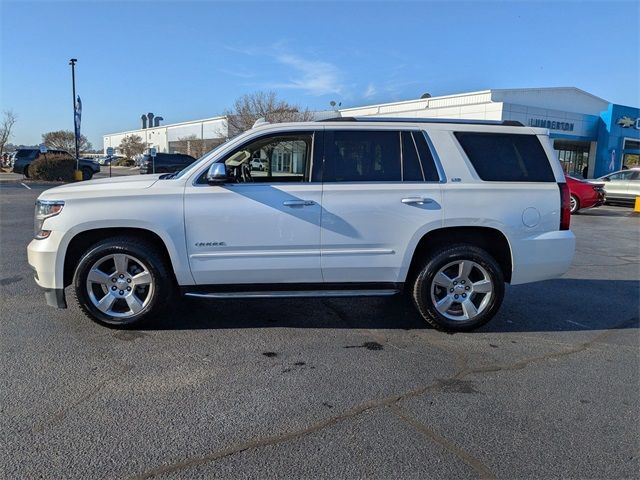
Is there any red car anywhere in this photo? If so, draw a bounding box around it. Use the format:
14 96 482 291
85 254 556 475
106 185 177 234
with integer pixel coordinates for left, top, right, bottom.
566 175 605 214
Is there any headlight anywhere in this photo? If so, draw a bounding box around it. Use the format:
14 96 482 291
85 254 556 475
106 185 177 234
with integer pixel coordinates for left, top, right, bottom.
34 200 64 239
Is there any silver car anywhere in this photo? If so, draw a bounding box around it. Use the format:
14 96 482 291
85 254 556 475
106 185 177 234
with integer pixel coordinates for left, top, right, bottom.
598 168 640 204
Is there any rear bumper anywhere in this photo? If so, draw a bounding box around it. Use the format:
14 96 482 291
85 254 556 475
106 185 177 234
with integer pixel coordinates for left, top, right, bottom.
510 230 576 285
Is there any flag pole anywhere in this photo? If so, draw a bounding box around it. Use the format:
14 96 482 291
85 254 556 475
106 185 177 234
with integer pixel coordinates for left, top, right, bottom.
69 58 80 177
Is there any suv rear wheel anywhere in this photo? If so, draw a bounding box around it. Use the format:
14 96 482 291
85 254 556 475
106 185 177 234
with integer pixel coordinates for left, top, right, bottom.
412 244 505 332
72 236 174 327
82 167 93 180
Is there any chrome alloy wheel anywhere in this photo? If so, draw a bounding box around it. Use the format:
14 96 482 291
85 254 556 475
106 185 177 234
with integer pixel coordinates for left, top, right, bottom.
85 253 154 319
570 195 578 213
430 260 493 321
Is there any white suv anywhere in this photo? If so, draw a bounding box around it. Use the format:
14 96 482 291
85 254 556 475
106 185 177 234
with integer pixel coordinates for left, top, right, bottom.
27 118 575 331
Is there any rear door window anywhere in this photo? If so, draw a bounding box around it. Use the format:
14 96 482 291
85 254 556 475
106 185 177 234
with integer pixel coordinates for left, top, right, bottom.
454 132 555 182
323 130 400 182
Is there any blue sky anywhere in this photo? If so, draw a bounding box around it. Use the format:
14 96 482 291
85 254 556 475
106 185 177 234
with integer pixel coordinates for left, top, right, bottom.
1 0 639 148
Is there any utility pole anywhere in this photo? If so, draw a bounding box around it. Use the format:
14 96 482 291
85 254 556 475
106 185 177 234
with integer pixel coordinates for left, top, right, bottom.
69 58 79 171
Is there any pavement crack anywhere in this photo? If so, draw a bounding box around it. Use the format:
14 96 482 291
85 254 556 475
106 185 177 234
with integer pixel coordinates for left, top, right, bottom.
129 317 637 479
32 365 133 434
388 404 496 479
451 316 639 379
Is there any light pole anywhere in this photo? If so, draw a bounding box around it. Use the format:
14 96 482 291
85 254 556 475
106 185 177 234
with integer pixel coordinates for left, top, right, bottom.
69 58 79 172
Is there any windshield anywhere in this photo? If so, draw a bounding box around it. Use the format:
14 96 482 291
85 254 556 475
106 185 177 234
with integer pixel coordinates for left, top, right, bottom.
170 140 230 179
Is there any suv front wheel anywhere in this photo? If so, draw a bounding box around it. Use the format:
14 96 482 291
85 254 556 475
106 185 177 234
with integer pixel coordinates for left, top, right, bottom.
72 236 174 327
412 244 505 332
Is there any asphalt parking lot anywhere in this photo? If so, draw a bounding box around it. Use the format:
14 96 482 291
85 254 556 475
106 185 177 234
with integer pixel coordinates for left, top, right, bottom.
1 180 638 479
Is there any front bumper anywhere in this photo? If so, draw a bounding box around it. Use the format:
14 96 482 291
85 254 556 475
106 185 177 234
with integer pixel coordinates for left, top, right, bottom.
27 238 58 289
27 234 67 308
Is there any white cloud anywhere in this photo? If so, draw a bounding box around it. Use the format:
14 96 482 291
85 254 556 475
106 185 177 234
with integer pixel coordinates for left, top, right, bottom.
226 43 345 97
217 67 256 79
269 53 344 96
363 83 377 98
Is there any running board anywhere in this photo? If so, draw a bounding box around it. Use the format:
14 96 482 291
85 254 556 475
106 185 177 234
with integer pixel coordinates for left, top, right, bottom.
184 289 399 299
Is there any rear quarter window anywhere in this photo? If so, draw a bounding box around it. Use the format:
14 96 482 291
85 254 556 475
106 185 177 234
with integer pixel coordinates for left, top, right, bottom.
454 132 555 182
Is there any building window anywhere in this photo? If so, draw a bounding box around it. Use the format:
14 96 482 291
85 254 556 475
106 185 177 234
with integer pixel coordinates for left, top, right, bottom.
623 138 640 151
553 140 590 177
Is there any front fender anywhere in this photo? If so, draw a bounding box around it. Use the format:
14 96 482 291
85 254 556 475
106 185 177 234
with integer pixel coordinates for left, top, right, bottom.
55 220 195 289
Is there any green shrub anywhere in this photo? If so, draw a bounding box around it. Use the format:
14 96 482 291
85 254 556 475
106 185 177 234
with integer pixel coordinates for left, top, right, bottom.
29 154 75 182
112 157 135 167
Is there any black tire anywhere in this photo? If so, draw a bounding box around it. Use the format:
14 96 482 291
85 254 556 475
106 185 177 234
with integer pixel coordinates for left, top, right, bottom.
72 236 175 328
82 167 93 180
412 244 505 332
23 165 29 178
570 194 580 214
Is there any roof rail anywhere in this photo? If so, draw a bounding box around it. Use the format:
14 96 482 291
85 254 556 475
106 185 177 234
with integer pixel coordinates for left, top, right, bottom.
317 116 357 122
317 117 524 127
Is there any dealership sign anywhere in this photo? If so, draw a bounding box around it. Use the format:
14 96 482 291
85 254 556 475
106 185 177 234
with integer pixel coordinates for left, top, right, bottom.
616 116 640 129
529 118 574 131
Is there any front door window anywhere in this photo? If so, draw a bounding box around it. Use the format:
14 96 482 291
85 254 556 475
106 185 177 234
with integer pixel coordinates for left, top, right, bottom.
222 133 313 182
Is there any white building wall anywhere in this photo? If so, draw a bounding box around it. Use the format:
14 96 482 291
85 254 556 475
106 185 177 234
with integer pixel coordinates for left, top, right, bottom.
103 116 228 154
491 88 608 116
102 88 610 154
339 91 504 122
502 103 599 138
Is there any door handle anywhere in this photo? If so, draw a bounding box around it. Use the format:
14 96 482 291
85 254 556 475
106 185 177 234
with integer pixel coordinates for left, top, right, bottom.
401 197 434 205
283 200 316 207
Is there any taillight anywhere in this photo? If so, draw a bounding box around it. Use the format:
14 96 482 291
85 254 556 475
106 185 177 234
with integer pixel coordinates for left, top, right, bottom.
558 182 571 230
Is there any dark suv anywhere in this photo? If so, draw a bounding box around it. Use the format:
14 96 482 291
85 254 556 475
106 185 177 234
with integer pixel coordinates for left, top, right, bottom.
139 153 197 174
13 149 100 180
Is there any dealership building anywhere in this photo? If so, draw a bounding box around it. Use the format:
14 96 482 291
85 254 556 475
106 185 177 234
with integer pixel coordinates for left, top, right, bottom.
103 87 639 178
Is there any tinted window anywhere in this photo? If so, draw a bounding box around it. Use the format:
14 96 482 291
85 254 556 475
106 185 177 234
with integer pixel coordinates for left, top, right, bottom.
324 130 400 182
412 131 440 181
455 132 555 182
15 150 37 159
401 132 423 181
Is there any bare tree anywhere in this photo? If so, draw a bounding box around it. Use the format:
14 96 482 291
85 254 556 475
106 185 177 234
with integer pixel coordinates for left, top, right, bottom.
0 110 17 156
42 130 92 153
118 134 146 159
224 91 314 136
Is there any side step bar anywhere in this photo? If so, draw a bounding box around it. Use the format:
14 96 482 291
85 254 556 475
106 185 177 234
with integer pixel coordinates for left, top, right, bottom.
184 289 399 299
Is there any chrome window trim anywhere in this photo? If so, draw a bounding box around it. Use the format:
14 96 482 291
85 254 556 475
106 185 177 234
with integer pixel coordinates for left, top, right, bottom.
399 131 404 182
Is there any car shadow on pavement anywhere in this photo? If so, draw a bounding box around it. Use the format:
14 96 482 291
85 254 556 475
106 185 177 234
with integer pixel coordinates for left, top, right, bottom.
577 206 636 217
144 278 640 334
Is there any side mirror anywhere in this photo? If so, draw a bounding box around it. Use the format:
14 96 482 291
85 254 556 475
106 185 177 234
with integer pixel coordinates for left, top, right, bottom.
206 163 227 184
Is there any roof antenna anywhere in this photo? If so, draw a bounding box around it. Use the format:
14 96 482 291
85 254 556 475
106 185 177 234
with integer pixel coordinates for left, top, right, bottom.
252 117 269 128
